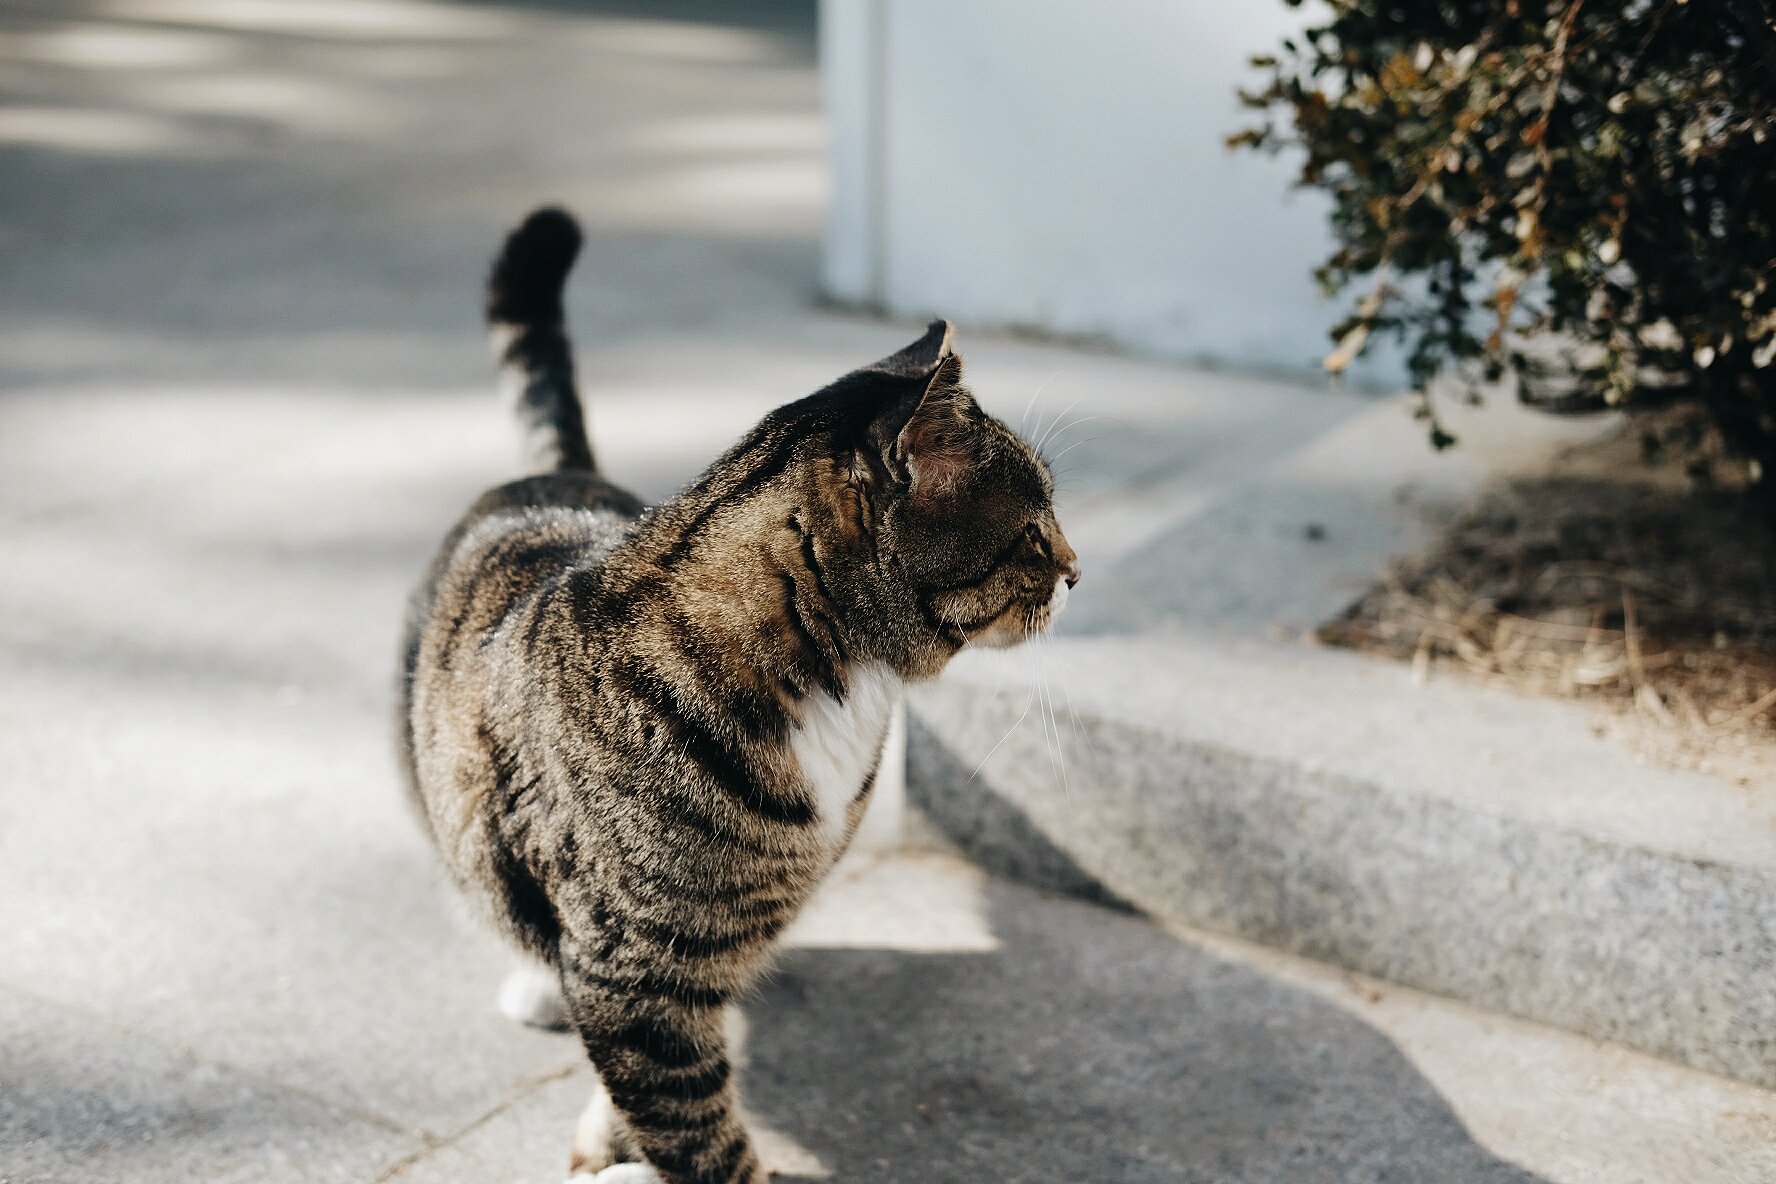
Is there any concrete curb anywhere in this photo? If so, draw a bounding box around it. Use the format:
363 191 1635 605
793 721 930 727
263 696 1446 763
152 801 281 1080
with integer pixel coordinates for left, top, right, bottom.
907 638 1776 1089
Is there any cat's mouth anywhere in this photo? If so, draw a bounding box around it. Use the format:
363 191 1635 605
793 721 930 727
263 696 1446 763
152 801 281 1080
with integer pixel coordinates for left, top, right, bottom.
967 578 1073 649
1021 577 1071 639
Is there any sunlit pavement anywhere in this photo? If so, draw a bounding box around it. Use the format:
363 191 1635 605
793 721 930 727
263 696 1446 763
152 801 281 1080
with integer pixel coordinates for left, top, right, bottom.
2 3 1773 1182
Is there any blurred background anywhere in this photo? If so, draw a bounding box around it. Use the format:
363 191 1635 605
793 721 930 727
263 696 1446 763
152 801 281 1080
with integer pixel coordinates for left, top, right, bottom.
2 3 1772 1183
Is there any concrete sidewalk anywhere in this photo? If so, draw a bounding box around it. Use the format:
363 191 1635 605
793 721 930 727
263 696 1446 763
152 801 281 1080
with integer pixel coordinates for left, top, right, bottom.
2 2 1772 1182
4 373 1769 1180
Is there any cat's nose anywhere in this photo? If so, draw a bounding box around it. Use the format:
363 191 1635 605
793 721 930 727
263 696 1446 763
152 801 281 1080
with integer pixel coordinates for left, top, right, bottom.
1051 526 1080 589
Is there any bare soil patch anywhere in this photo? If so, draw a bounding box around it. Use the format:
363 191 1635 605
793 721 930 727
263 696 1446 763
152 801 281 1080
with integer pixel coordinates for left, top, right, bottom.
1321 419 1776 785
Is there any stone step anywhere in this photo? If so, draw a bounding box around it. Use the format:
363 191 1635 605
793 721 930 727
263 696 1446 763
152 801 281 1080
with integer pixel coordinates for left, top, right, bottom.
907 635 1776 1090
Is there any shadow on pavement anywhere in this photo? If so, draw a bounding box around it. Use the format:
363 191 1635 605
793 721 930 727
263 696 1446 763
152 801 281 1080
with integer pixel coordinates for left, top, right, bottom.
746 879 1547 1184
0 0 820 393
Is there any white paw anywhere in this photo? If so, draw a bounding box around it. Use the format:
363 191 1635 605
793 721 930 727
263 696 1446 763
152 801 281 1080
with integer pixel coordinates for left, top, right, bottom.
497 963 569 1030
584 1165 662 1184
569 1080 619 1173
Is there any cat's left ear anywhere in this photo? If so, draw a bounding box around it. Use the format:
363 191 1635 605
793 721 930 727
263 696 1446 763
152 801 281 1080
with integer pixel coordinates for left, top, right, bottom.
885 354 978 502
865 319 954 379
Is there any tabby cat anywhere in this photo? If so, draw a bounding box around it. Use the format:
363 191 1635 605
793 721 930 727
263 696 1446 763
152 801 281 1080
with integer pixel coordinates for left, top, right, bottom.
399 208 1080 1184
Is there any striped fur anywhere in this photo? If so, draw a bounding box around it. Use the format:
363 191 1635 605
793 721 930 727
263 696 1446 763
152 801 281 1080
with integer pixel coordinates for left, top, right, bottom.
399 208 1079 1183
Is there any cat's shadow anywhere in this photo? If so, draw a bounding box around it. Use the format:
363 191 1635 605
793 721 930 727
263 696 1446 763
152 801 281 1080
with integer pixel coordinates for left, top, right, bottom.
743 877 1549 1184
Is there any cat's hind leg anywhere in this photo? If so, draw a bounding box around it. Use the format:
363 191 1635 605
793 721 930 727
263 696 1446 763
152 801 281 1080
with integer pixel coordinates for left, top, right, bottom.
497 960 571 1031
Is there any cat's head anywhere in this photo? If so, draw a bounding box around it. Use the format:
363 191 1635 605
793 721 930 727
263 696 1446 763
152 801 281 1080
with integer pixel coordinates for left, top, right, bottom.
805 321 1080 677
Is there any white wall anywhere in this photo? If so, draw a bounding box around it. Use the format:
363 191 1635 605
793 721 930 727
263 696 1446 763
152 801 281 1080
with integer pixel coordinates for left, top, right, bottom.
821 0 1399 387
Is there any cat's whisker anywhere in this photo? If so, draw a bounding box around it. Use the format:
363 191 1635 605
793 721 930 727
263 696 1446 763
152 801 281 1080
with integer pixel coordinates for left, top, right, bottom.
1049 635 1102 766
1038 642 1075 819
968 673 1038 783
1025 383 1074 455
1029 637 1067 811
1032 395 1086 454
1044 410 1139 470
1019 369 1062 437
1042 412 1109 444
1050 467 1088 493
1045 438 1104 485
1041 421 1109 464
1032 395 1078 449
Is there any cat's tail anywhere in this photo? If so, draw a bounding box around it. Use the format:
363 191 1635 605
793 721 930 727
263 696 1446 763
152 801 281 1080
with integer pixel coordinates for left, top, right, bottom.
485 206 596 472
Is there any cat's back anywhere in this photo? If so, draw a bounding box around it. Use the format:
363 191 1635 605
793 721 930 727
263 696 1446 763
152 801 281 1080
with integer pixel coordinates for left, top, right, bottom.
398 472 643 845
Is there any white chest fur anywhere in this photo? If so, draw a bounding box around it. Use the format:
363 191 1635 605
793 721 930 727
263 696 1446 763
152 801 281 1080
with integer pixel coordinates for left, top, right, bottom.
789 663 901 847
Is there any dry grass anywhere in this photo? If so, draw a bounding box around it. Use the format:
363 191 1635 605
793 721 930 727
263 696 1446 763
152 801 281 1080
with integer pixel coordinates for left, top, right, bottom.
1320 419 1776 785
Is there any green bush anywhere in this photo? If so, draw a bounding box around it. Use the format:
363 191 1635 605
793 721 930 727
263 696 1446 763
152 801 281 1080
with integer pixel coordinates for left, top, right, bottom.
1236 0 1776 493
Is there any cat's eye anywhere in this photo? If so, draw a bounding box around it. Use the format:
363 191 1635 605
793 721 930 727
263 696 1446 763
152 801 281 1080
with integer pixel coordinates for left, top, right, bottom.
1025 523 1051 558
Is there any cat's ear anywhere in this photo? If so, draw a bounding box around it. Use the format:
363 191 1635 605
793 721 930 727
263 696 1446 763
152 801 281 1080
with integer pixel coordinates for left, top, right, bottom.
887 354 977 502
865 319 954 379
860 322 977 502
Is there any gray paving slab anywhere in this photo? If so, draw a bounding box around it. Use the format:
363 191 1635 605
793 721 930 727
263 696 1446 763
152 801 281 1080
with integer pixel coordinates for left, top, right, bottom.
0 983 424 1184
0 645 586 1139
0 0 823 393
